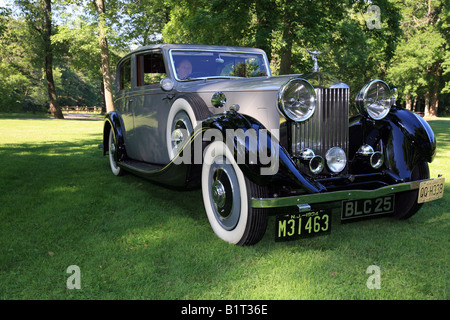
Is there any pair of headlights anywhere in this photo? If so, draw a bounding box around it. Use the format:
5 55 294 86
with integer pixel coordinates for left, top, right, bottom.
278 78 396 122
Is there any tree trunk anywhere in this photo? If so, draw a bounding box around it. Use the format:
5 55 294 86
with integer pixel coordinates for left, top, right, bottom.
94 0 115 113
424 90 430 117
278 19 293 75
413 95 418 112
254 0 277 62
43 0 63 119
405 94 412 111
430 63 442 117
277 0 295 75
100 78 106 114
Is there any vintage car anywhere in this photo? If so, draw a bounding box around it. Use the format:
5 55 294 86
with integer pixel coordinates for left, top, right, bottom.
103 44 444 245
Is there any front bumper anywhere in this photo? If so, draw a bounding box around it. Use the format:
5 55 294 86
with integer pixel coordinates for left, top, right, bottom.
251 176 444 209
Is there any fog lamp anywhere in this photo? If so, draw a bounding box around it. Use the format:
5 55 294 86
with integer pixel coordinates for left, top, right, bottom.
309 155 324 174
370 151 384 169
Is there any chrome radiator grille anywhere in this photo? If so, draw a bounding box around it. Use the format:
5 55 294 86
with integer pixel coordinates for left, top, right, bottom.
292 87 349 174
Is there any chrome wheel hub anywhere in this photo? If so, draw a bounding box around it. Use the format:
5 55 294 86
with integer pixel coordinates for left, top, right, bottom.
208 157 241 231
211 179 226 208
171 115 191 155
171 128 185 146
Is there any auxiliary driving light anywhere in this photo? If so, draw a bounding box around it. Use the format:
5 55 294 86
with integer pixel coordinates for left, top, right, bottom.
357 144 374 156
299 148 315 160
357 144 384 169
325 147 346 173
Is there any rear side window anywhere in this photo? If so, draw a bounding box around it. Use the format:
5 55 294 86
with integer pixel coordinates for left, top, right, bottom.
136 52 167 86
119 58 131 90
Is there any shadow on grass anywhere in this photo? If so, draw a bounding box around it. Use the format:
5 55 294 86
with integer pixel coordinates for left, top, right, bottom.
0 133 448 299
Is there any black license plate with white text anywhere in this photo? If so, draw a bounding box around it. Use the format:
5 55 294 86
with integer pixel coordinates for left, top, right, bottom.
275 210 331 241
341 195 395 221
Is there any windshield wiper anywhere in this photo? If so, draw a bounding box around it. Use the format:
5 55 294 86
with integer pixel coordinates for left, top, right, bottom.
182 76 243 82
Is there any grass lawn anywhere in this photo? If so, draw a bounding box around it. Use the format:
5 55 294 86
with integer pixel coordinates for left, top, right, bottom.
0 114 448 300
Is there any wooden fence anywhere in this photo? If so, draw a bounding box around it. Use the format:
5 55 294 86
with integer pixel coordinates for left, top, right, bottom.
62 106 103 113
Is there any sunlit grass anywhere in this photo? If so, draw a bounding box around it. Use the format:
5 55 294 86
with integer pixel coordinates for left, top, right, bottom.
0 115 448 300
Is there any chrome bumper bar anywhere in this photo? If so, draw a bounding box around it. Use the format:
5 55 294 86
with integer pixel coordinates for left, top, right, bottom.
250 177 442 209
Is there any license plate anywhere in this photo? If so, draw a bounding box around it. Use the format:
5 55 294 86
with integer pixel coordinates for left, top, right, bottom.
275 210 331 241
417 177 445 203
341 195 394 221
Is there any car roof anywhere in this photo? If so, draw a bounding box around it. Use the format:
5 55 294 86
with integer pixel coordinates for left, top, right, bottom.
118 44 267 64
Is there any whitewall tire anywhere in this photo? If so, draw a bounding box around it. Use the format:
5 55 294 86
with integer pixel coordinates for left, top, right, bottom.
108 130 124 176
166 98 198 160
201 141 268 245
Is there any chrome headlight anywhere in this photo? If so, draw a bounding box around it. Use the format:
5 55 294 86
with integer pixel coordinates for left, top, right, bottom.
278 78 316 122
356 79 392 120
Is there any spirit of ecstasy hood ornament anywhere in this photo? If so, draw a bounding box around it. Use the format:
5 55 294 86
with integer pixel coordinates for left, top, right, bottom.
307 50 321 72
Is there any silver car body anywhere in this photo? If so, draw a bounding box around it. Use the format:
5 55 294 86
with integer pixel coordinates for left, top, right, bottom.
106 43 442 245
114 43 334 165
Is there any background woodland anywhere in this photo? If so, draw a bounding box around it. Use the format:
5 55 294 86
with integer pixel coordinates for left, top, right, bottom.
0 0 448 118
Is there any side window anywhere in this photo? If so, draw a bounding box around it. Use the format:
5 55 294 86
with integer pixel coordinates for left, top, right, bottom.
136 52 167 86
119 58 131 90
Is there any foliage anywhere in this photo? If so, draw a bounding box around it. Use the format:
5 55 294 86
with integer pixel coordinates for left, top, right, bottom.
385 0 449 115
0 0 448 114
119 0 169 46
0 16 47 112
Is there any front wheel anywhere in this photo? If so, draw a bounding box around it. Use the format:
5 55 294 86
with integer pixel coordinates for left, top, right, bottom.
392 161 429 219
166 98 198 160
201 141 269 246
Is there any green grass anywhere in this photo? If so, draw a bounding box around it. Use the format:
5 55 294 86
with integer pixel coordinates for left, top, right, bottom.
0 115 448 300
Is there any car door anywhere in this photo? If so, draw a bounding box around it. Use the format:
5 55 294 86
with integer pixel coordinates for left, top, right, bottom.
131 50 171 165
115 57 137 158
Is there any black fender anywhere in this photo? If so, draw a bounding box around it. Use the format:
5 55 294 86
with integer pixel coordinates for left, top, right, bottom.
349 108 436 181
103 111 127 162
199 111 326 194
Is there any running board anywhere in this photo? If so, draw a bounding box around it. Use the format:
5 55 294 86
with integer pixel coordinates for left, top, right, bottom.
117 159 195 188
119 159 164 174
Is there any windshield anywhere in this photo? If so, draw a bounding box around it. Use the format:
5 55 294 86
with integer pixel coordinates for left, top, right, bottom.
170 50 269 81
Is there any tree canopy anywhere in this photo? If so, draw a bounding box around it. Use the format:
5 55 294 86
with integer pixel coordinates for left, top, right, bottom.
0 0 448 115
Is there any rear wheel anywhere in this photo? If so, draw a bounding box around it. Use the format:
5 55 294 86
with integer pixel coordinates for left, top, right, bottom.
108 130 124 176
201 141 269 246
391 161 429 219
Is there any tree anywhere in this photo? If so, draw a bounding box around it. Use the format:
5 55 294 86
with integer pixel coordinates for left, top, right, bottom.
253 0 279 61
120 0 170 46
16 0 64 118
43 0 63 118
59 0 125 113
162 0 253 46
52 17 104 108
93 0 115 113
386 0 448 116
311 0 402 107
0 16 48 112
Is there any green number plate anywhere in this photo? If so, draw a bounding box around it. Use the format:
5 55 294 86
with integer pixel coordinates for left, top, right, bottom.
341 195 394 221
275 210 331 241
